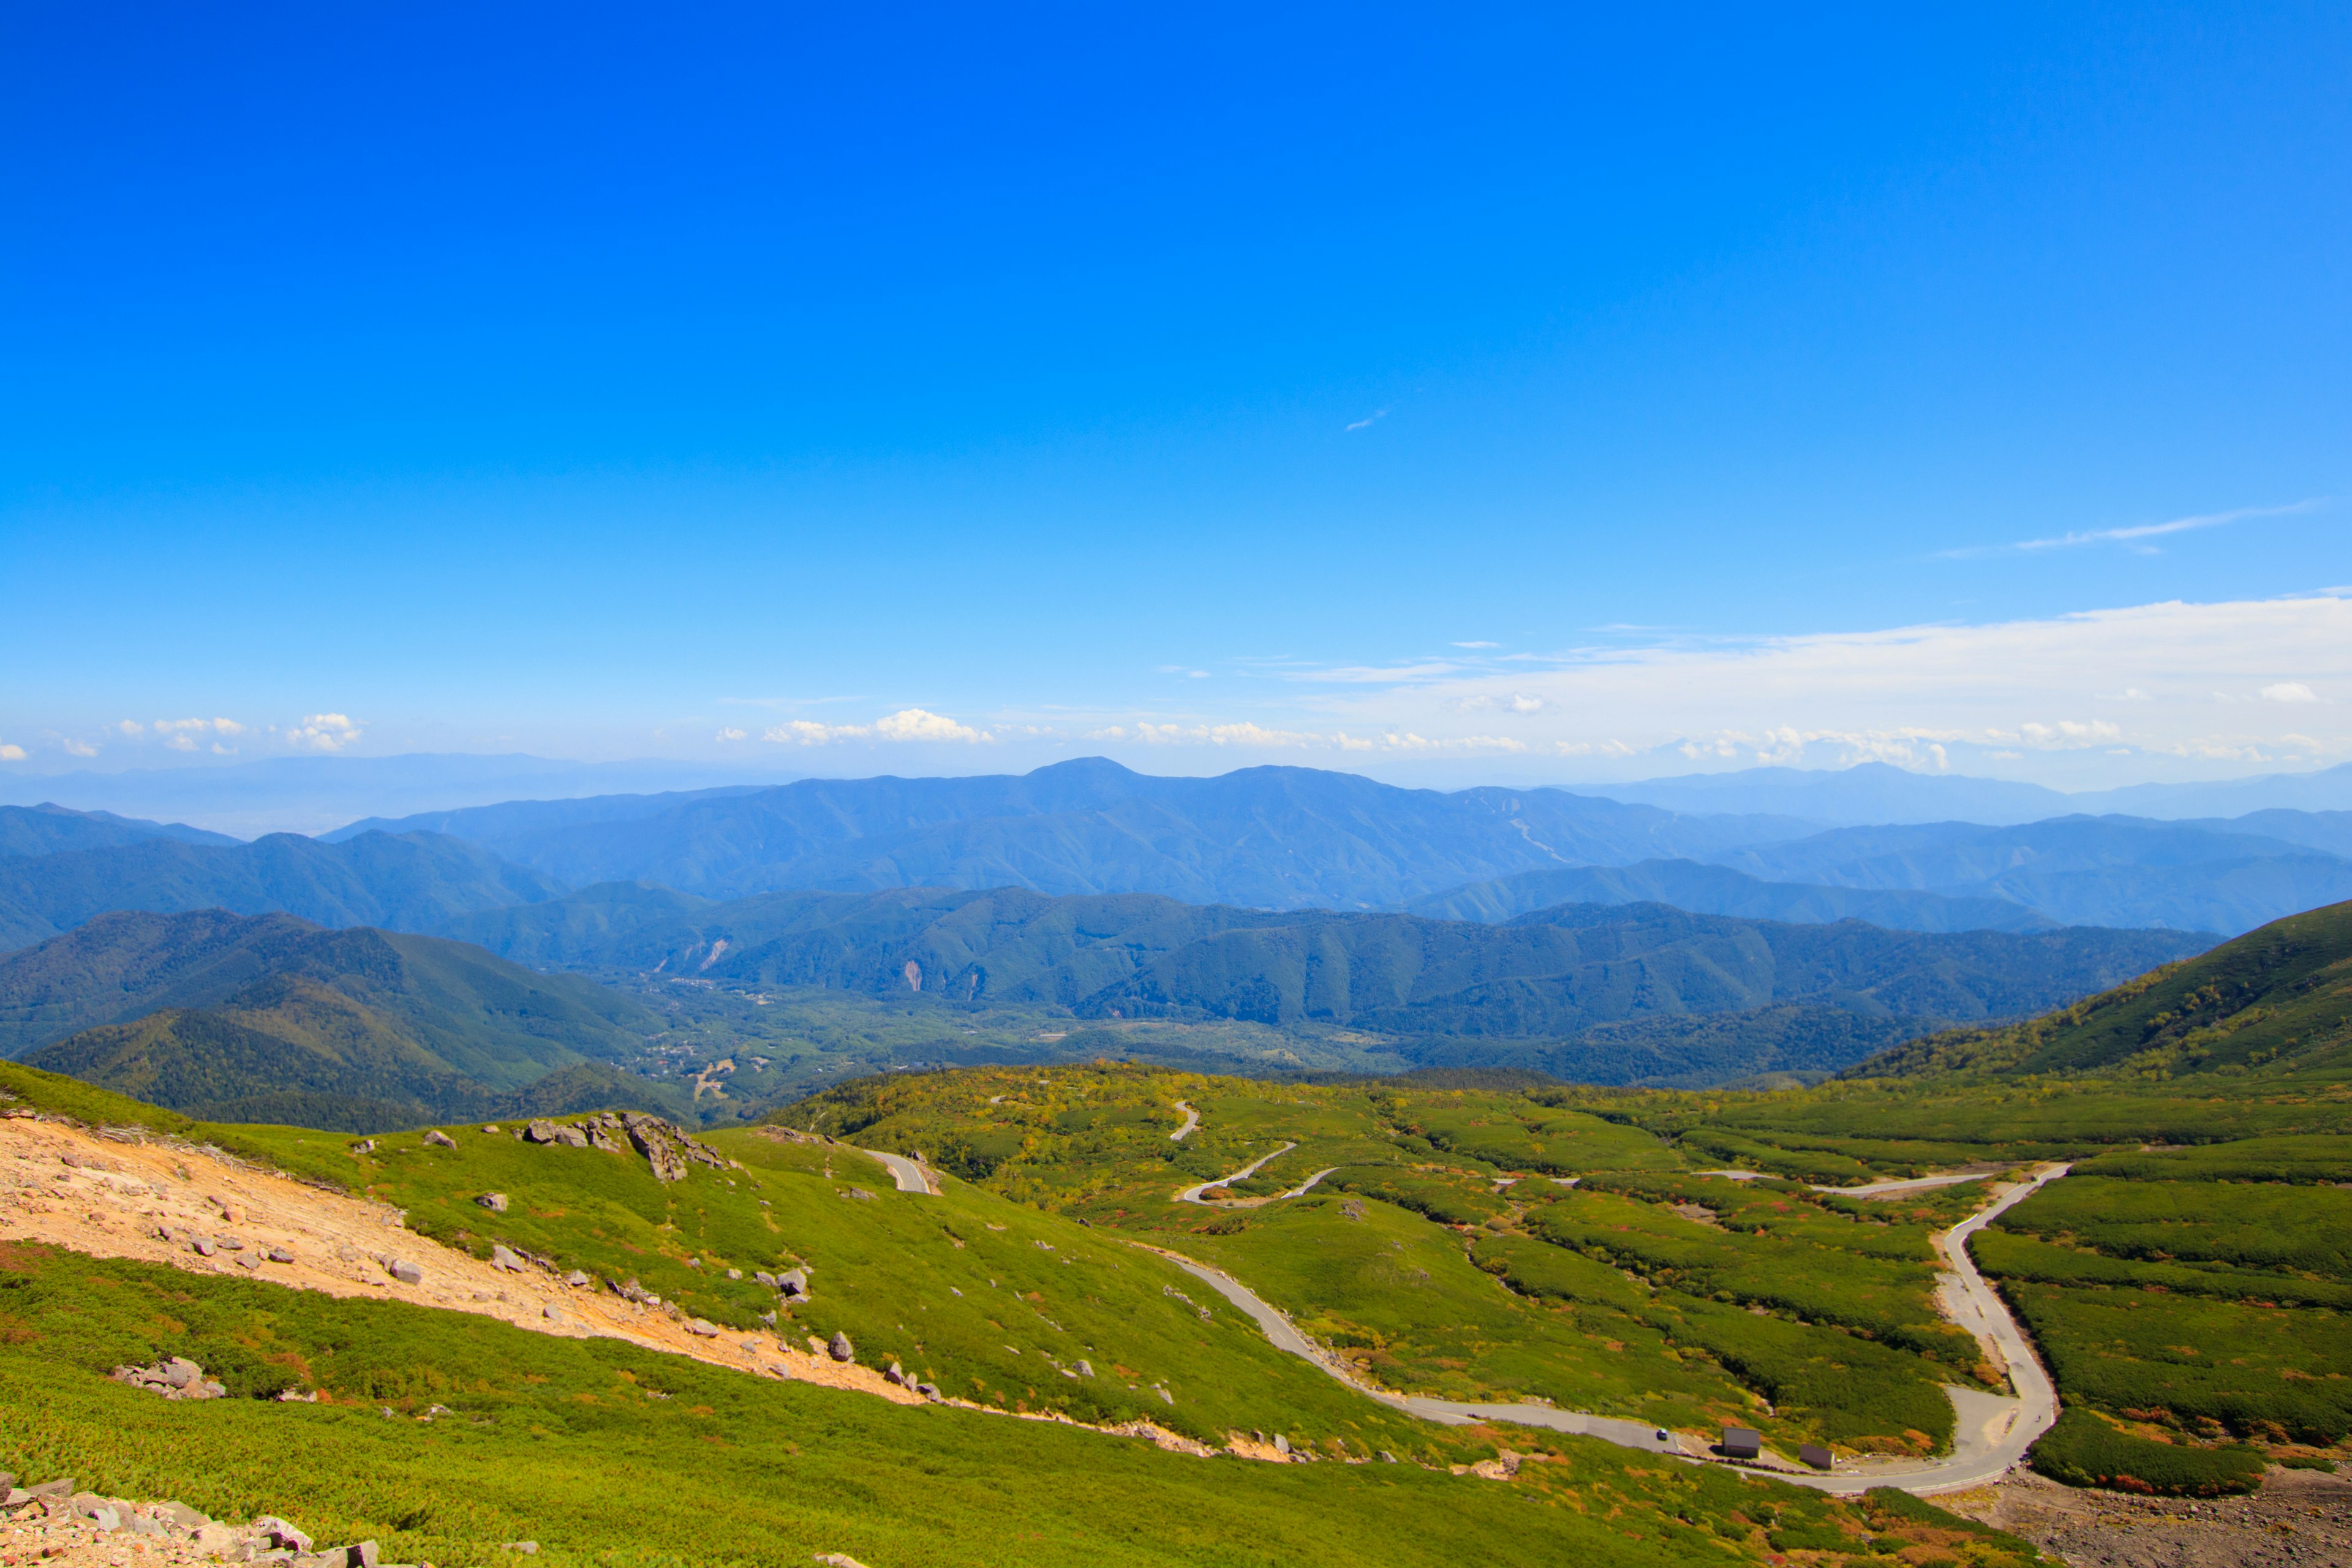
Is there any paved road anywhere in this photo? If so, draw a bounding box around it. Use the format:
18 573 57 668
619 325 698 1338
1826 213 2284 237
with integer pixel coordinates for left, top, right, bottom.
1174 1142 1297 1204
1139 1163 2074 1494
863 1149 937 1195
1277 1167 1338 1199
1169 1100 1200 1142
1697 1167 2000 1197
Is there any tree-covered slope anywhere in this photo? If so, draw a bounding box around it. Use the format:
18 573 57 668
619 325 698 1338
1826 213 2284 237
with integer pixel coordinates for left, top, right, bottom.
1407 858 2058 932
4 911 671 1127
0 828 565 950
1854 899 2352 1081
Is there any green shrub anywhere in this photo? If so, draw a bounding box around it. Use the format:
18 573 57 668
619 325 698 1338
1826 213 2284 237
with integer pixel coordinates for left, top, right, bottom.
2029 1409 2267 1496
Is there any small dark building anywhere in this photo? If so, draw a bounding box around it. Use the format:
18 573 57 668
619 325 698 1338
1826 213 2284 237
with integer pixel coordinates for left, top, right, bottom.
1720 1425 1762 1459
1798 1443 1834 1471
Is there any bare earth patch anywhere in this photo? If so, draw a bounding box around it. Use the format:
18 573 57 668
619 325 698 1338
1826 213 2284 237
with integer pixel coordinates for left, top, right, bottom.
1937 1466 2352 1568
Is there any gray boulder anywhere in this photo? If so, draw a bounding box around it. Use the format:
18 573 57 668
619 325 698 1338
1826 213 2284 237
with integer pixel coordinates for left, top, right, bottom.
827 1331 854 1363
387 1259 423 1284
490 1244 526 1273
477 1193 508 1213
778 1268 809 1297
423 1130 456 1148
522 1120 559 1144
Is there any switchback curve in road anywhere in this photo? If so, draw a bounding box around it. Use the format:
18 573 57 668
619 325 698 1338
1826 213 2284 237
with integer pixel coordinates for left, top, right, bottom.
1169 1101 1200 1141
863 1149 937 1195
1139 1164 2073 1494
1174 1142 1297 1204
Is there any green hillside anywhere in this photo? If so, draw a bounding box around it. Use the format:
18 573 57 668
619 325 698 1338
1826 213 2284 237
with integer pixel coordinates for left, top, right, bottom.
1853 899 2352 1081
454 881 2205 1086
0 1063 2037 1567
9 911 674 1129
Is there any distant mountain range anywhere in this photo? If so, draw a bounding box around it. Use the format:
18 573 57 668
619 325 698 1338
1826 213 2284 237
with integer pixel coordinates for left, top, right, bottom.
1701 815 2352 933
4 767 2351 951
0 829 562 950
1 910 671 1130
0 802 238 857
325 757 1819 910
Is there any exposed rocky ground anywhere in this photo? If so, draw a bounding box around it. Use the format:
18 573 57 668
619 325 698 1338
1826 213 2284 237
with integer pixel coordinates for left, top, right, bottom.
1939 1466 2352 1567
0 1474 465 1567
0 1112 921 1408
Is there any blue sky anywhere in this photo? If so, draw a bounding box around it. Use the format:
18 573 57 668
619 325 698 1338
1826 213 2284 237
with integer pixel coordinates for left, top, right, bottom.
3 4 2348 788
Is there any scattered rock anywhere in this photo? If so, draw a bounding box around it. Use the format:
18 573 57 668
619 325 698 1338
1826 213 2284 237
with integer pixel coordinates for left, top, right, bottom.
1073 1359 1093 1378
522 1120 559 1144
685 1318 720 1338
500 1543 539 1555
267 1245 295 1263
726 1267 742 1280
812 1555 872 1568
477 1192 509 1213
481 1125 502 1134
111 1357 227 1400
842 1187 876 1201
543 1306 564 1324
622 1112 691 1180
778 1267 809 1297
914 1381 941 1401
350 1139 376 1154
387 1259 423 1284
564 1269 591 1288
491 1243 526 1272
1273 1433 1291 1455
827 1331 855 1363
423 1130 456 1148
884 1362 906 1386
254 1515 313 1552
1377 1450 1398 1463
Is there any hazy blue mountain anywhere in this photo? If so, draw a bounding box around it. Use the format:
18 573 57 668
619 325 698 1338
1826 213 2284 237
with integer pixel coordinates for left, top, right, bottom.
1578 762 2076 826
2071 761 2352 819
0 802 239 857
0 830 565 951
2173 809 2352 859
322 783 772 843
1404 858 2057 932
2 752 800 839
454 880 2206 1052
385 757 1819 910
1700 816 2352 933
11 910 671 1129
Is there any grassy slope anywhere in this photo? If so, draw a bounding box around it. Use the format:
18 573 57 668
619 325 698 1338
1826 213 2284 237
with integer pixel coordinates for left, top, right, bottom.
0 1063 2043 1567
782 1063 1980 1455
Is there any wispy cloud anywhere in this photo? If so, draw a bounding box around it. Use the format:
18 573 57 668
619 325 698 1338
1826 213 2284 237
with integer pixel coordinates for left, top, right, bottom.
1452 640 1499 649
2261 682 2320 703
0 743 23 762
1945 499 2326 558
1344 409 1389 432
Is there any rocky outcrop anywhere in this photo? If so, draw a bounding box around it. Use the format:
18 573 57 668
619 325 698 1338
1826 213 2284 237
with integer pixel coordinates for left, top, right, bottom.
827 1331 854 1363
0 1477 396 1568
109 1356 227 1400
521 1112 730 1183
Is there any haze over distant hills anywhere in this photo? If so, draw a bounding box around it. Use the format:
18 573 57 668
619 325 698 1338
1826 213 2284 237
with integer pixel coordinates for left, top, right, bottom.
1578 759 2352 826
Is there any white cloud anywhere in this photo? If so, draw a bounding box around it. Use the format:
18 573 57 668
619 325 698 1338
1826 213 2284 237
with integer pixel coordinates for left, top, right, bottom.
1253 595 2352 772
715 727 748 742
0 744 24 762
62 739 98 757
116 720 143 736
287 713 363 752
156 717 246 736
1452 641 1500 649
2261 682 2319 703
765 708 992 745
1345 409 1389 432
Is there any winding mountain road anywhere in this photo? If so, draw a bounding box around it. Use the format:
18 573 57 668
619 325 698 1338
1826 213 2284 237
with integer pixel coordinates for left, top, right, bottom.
1142 1163 2072 1494
863 1149 937 1194
1174 1142 1297 1204
1169 1101 1200 1141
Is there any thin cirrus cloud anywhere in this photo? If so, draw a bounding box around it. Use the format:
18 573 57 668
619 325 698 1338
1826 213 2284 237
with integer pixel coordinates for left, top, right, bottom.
1943 499 2328 558
1344 409 1389 432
